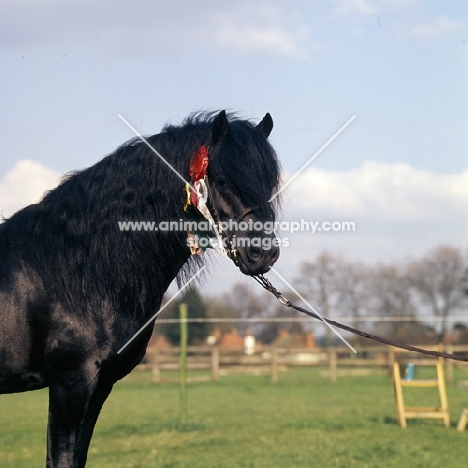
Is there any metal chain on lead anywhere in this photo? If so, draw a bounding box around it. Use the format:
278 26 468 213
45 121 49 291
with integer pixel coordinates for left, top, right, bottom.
251 274 292 307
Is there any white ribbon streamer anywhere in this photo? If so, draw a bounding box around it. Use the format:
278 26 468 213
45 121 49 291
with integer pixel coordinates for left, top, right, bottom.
193 179 225 253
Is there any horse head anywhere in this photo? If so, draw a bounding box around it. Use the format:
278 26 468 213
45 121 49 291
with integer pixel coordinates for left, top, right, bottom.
185 111 281 276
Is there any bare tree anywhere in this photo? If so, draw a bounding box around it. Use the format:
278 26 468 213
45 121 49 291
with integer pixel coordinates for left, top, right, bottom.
335 261 372 344
367 263 420 340
408 245 467 339
204 296 238 335
221 283 275 336
296 251 342 346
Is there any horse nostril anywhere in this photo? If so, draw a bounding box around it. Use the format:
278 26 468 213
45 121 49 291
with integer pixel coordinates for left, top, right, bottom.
249 246 262 260
246 244 280 265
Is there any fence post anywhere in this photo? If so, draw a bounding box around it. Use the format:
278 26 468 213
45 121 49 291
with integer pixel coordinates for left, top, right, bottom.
151 346 161 383
386 347 393 377
329 347 337 383
446 344 454 384
271 346 278 384
179 303 188 424
211 345 219 381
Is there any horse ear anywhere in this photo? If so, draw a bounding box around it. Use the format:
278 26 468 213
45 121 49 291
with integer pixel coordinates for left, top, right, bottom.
256 113 273 138
212 110 230 145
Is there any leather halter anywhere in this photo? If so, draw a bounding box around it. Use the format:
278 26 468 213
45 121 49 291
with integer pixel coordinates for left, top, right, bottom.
204 179 260 266
185 144 264 266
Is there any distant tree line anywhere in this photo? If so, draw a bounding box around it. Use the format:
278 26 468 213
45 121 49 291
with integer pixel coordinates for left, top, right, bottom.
157 245 468 345
295 245 467 345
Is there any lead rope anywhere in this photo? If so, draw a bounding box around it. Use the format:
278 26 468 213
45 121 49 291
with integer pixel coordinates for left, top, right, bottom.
185 148 467 363
251 274 468 363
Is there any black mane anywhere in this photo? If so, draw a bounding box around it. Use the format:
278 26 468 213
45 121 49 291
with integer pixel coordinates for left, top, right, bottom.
160 112 282 212
0 112 281 316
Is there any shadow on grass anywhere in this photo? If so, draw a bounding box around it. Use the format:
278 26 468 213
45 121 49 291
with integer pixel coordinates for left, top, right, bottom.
383 416 397 425
164 421 207 433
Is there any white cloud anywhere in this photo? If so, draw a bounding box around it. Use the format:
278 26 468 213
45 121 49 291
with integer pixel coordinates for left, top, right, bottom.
213 5 311 60
412 16 466 40
333 0 377 17
0 160 61 218
215 24 309 60
272 161 468 266
0 0 312 60
283 161 468 222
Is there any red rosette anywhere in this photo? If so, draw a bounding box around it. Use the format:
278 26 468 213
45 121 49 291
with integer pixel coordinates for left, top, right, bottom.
189 145 209 181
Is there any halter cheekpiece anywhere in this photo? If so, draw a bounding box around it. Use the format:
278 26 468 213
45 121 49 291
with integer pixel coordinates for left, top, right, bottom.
183 145 239 264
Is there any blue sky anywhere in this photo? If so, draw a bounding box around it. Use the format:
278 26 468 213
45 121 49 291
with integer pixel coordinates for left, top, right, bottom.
1 0 467 293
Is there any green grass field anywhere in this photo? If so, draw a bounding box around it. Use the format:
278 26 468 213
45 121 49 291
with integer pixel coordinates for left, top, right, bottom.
1 367 467 467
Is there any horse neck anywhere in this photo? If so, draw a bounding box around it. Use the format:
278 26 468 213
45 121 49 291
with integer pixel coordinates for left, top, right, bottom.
5 140 193 315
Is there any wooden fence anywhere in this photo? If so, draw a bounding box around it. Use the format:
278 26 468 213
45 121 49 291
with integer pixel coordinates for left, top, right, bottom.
140 344 468 384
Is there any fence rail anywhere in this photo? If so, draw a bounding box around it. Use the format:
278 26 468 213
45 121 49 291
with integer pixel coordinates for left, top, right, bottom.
140 344 468 384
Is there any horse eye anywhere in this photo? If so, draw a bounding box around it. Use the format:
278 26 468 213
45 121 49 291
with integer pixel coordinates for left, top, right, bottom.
215 176 228 188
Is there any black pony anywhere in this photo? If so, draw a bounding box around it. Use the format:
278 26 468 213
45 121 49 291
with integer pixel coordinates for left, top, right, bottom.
0 111 281 467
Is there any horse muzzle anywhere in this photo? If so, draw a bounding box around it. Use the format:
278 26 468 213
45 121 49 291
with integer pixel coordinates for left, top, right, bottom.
228 232 280 275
